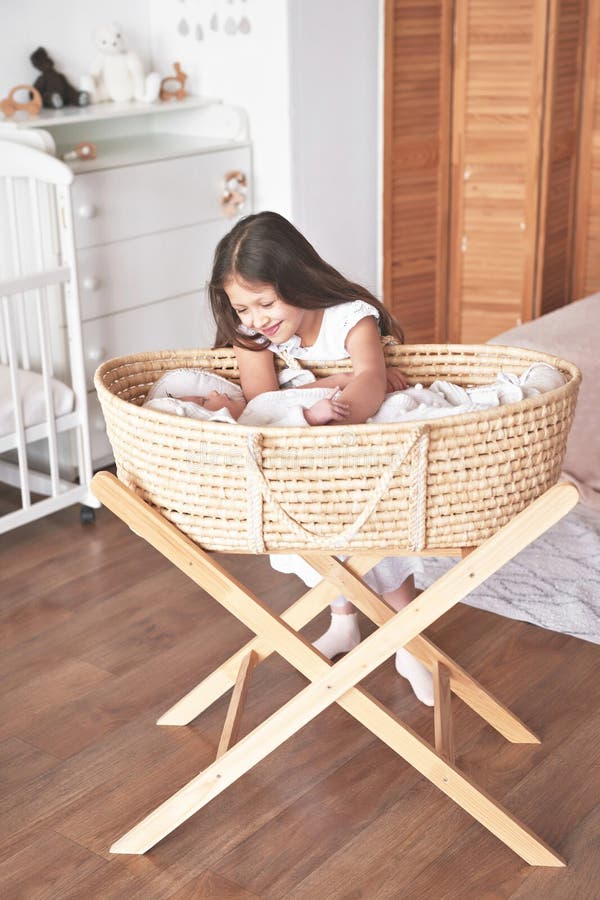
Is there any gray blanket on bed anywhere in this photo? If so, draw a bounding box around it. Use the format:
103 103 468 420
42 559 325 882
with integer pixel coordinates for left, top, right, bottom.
420 503 600 644
420 296 600 643
489 293 600 510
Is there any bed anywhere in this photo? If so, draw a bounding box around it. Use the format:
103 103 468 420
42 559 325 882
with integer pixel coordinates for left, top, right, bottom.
423 293 600 643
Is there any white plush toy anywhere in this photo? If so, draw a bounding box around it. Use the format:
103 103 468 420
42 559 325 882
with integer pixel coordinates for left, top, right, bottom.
81 24 160 103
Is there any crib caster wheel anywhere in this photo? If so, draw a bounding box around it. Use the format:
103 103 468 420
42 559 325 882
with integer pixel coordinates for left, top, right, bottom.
80 505 96 525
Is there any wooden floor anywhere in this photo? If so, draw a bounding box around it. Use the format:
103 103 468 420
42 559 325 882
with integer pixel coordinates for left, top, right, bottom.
1 493 600 899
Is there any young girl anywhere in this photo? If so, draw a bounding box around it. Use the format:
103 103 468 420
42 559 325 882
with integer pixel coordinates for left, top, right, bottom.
208 211 434 706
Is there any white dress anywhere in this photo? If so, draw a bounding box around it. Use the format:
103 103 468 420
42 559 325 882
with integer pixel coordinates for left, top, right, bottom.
267 299 423 596
266 300 380 363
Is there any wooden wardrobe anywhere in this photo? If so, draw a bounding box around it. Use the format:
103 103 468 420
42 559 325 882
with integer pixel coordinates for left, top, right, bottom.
384 0 599 344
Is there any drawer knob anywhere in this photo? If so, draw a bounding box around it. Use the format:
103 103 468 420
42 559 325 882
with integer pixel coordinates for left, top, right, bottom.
86 345 106 364
77 203 98 219
82 275 101 291
222 170 247 218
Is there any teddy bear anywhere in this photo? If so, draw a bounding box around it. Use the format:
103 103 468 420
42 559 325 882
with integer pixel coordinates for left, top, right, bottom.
30 47 90 109
80 24 160 104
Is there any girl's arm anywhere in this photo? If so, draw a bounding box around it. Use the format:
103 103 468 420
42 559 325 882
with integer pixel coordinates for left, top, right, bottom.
337 316 387 424
234 345 279 400
293 370 407 392
290 372 353 390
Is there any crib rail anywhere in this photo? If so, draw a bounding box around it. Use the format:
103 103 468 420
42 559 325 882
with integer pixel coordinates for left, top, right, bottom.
0 140 97 534
0 267 71 298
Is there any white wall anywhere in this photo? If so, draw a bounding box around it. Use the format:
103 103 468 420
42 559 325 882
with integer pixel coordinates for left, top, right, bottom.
288 0 380 293
148 0 381 291
0 0 152 92
149 0 293 217
1 0 380 293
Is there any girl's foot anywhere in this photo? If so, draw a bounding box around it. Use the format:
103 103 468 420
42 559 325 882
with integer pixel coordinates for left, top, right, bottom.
395 648 434 706
313 612 361 659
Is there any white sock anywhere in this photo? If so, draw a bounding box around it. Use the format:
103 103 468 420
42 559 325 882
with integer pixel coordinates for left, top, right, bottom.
313 612 361 659
395 648 434 706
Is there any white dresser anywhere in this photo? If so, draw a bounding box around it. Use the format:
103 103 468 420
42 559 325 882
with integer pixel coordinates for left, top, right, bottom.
1 97 252 467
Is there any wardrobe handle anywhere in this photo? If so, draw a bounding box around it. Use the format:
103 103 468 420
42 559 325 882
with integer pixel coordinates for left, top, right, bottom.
77 204 98 219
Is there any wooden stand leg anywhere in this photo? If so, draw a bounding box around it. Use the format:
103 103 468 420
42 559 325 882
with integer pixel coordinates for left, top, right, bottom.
112 664 563 865
157 553 381 726
216 650 257 758
303 553 539 743
434 661 455 764
92 472 576 863
160 549 537 742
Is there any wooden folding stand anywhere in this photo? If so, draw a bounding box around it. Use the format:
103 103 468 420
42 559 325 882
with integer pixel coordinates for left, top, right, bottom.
92 471 579 864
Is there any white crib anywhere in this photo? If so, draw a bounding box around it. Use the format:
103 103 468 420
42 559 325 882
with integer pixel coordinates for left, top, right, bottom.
0 139 98 534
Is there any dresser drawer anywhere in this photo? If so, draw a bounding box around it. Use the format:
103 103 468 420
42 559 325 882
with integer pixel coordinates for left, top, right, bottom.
72 146 251 248
84 292 216 390
77 219 228 321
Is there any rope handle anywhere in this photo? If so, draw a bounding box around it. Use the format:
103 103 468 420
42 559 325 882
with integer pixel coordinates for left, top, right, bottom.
246 426 428 550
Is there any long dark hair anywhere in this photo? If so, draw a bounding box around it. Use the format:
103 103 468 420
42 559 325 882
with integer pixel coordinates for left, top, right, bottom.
209 211 404 350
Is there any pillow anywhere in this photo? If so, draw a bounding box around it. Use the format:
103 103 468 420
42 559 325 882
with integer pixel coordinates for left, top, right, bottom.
0 366 74 436
488 293 600 508
145 368 244 402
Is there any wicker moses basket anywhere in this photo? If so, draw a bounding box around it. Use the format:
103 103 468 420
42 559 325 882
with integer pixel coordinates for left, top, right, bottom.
93 341 582 862
95 341 580 555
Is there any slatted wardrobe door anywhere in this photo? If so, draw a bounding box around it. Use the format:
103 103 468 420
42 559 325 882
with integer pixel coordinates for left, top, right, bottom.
448 0 549 343
574 0 600 297
383 0 453 342
535 0 588 316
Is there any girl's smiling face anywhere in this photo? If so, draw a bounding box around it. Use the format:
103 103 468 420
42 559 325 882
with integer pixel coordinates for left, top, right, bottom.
225 279 308 344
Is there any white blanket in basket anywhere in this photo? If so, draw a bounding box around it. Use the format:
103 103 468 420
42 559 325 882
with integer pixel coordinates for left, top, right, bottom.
0 366 74 436
144 363 566 427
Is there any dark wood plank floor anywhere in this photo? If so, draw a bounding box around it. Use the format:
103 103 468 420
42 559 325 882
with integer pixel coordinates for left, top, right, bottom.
1 491 599 899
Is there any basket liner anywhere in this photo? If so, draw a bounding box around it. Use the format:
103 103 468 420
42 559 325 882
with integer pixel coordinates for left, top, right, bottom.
95 342 580 553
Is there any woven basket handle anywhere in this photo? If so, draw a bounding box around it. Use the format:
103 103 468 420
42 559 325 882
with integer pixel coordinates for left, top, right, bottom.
245 425 428 551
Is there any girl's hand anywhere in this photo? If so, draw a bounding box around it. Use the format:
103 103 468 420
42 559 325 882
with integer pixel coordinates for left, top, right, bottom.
385 367 408 392
304 393 350 425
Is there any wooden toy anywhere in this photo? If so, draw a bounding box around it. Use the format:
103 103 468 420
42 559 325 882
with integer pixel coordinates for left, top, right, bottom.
160 62 188 102
62 141 97 162
221 169 247 217
0 85 42 119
